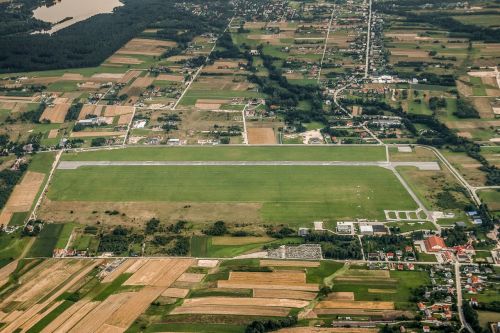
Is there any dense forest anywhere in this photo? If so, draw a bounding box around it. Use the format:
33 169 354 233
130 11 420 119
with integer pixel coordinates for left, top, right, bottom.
0 0 232 73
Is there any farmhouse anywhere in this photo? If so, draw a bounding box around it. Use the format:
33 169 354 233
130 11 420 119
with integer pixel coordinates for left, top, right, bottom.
425 236 446 252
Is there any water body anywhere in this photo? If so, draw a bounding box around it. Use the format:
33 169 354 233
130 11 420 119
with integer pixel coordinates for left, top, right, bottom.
33 0 123 34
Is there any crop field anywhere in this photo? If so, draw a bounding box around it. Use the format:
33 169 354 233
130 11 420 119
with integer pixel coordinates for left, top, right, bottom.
46 164 417 224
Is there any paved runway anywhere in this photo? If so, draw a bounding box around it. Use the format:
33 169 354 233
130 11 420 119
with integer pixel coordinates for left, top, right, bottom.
57 160 440 170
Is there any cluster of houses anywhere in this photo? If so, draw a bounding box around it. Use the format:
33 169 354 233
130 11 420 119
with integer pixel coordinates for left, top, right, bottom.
367 246 417 263
461 264 497 297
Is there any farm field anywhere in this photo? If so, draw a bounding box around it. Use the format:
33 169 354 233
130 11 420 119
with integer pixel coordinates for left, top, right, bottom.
46 165 417 224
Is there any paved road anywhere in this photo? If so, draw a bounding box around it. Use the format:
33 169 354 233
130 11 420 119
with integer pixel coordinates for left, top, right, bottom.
364 0 373 78
57 160 440 170
456 262 475 333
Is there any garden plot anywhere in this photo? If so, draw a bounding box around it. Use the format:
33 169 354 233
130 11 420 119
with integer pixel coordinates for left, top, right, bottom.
247 127 276 144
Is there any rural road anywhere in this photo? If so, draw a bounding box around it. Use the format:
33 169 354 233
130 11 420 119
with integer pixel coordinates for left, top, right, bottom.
57 160 440 170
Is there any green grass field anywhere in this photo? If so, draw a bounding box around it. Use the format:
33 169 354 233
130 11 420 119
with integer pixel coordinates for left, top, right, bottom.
27 224 64 257
61 146 386 162
48 165 417 223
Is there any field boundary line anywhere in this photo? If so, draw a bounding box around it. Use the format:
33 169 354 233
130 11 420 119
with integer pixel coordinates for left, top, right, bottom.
318 6 336 83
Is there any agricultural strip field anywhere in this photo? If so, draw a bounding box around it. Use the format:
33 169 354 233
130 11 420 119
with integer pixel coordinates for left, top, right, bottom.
60 146 386 162
46 165 418 223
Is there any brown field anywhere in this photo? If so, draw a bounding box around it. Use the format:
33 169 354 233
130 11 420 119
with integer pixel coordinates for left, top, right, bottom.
104 286 164 330
70 131 126 138
39 103 70 123
91 73 125 80
218 270 318 291
195 102 221 110
119 70 142 84
40 299 97 333
278 328 379 333
124 258 194 287
170 304 291 317
47 129 59 139
2 171 44 217
108 56 143 65
156 74 184 82
368 289 397 294
260 260 319 268
212 236 273 246
124 259 148 273
247 128 276 144
182 296 308 308
244 22 267 29
326 292 355 300
177 273 204 283
218 281 319 292
229 271 305 284
253 289 317 301
118 113 133 125
78 105 103 120
1 260 100 333
130 76 155 89
69 292 132 333
117 38 176 56
103 105 134 116
317 300 394 310
162 287 190 298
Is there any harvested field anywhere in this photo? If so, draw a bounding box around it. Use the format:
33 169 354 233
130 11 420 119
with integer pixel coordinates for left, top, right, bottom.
183 297 309 308
91 73 124 80
78 105 103 120
195 102 221 110
197 259 218 267
316 300 394 310
119 70 142 84
104 286 165 329
39 103 70 123
103 105 134 117
229 271 305 284
130 76 155 89
40 299 98 333
247 128 276 144
326 292 355 300
118 113 133 125
108 56 143 65
117 38 176 56
218 281 319 292
124 258 194 287
162 287 190 298
212 236 273 246
48 129 59 139
177 273 204 283
253 289 317 301
2 171 45 214
368 289 397 294
156 74 184 82
260 260 320 268
70 131 126 138
170 304 291 317
124 258 148 273
68 293 132 333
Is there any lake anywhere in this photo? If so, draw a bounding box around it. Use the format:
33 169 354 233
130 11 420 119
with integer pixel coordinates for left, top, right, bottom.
33 0 123 34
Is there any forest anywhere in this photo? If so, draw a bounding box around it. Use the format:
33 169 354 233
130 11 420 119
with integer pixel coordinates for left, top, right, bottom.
0 0 232 73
